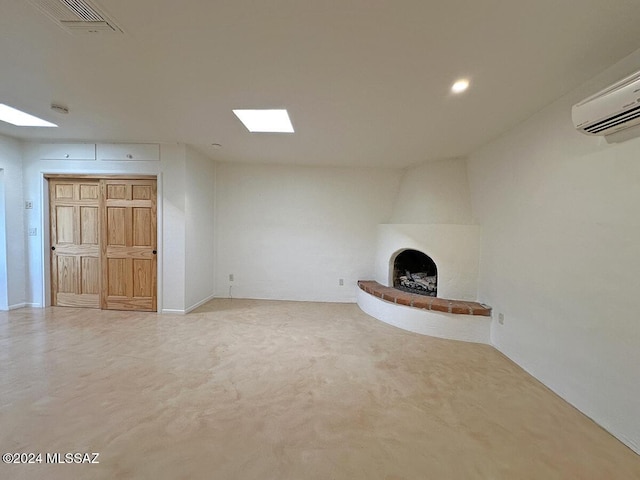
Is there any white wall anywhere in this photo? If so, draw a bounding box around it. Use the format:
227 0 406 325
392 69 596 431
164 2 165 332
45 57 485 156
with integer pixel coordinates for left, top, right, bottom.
0 134 25 309
159 144 187 312
184 146 216 311
467 49 640 453
21 142 190 312
214 163 403 302
390 157 473 224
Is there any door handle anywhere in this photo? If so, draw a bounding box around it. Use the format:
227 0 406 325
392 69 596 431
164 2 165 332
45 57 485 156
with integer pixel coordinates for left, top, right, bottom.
51 246 55 251
152 250 157 254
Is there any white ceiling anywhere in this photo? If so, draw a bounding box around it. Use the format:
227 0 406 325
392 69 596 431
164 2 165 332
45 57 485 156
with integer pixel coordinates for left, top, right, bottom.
2 0 640 167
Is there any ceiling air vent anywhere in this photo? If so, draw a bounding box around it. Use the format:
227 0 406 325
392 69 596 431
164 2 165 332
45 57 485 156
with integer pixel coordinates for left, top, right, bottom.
27 0 124 34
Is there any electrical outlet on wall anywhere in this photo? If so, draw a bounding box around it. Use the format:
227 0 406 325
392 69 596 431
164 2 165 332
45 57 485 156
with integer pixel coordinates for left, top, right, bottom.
28 227 37 236
229 274 234 282
25 201 33 209
498 313 505 325
339 278 344 286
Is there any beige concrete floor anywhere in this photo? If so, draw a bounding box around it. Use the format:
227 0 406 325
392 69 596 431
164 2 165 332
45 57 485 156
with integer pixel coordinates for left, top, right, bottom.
0 299 638 480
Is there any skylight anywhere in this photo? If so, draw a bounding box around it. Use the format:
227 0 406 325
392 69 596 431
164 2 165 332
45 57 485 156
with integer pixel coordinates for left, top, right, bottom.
0 104 58 127
233 109 294 133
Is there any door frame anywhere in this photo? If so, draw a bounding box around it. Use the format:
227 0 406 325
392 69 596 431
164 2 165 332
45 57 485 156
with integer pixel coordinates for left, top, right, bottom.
41 173 163 311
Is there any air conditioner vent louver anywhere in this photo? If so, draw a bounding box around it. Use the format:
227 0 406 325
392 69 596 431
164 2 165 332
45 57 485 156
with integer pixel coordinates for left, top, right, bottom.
584 105 640 134
572 69 640 139
27 0 123 34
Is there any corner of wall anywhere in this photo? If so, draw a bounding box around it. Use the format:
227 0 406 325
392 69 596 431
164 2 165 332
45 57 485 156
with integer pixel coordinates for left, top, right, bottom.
0 134 27 309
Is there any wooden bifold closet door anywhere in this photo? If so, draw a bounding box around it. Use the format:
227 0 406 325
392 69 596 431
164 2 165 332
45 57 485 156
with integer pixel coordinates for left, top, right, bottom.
101 179 157 312
49 177 157 312
50 179 101 308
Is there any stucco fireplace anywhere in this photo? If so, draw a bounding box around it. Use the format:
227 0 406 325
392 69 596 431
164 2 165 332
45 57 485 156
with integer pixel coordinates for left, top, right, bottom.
375 224 481 300
356 224 490 343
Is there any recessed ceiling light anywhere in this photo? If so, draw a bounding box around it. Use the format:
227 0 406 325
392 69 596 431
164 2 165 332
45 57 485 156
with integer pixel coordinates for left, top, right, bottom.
451 79 470 94
0 103 58 127
232 109 294 133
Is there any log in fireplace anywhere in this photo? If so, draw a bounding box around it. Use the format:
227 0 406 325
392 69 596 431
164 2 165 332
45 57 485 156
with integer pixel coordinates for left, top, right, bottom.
392 249 438 297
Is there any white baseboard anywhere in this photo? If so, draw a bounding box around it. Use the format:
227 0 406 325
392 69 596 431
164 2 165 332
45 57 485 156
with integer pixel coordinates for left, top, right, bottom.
161 308 186 315
5 303 46 310
185 294 216 314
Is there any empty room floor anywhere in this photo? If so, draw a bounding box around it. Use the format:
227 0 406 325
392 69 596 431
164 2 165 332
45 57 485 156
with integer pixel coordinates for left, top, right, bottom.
1 299 638 480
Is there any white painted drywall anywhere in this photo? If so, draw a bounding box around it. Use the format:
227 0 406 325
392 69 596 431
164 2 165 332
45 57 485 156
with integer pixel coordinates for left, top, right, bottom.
390 157 474 224
375 224 480 300
467 48 640 453
159 144 187 313
184 146 215 311
0 134 25 309
214 163 403 302
21 142 189 312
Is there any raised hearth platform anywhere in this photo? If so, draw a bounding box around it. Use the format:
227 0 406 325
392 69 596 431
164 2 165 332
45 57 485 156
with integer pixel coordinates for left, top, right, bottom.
356 281 492 344
358 281 491 316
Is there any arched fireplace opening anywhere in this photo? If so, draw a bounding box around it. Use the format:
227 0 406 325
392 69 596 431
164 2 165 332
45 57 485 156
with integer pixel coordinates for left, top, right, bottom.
393 249 438 297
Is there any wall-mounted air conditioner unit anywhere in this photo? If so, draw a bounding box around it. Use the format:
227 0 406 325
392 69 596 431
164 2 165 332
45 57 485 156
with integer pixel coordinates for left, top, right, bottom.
572 69 640 139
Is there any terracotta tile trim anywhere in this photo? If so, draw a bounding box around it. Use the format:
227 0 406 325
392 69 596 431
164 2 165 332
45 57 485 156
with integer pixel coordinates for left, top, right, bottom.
358 280 491 317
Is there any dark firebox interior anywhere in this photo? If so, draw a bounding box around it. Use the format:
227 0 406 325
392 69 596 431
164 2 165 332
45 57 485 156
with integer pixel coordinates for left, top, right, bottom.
393 249 438 296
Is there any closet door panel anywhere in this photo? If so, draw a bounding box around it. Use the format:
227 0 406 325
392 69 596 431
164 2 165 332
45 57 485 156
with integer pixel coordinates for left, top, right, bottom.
101 179 157 311
50 179 100 308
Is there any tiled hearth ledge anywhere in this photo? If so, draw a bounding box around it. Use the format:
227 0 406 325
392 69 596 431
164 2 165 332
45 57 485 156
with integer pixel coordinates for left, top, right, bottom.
358 281 491 316
356 281 492 344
